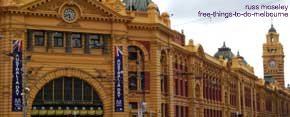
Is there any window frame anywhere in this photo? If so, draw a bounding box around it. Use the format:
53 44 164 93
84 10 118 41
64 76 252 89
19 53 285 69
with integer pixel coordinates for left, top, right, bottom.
90 34 103 49
53 32 64 47
72 33 82 48
129 72 138 90
34 31 45 46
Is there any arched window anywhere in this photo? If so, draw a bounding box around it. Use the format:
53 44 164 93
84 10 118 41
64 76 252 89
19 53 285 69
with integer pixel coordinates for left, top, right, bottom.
195 84 200 98
160 51 168 95
128 46 143 61
128 46 146 91
129 72 138 90
31 77 103 117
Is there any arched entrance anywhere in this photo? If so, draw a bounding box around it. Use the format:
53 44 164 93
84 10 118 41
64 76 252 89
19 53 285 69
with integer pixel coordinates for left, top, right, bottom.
31 77 103 117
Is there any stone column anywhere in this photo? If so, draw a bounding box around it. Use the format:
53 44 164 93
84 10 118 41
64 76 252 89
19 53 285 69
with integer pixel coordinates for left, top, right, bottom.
0 30 13 117
252 85 256 117
27 29 33 51
187 58 195 117
168 49 175 117
65 32 72 53
237 79 242 113
241 81 246 115
84 34 90 54
1 28 26 116
46 31 52 52
149 41 161 117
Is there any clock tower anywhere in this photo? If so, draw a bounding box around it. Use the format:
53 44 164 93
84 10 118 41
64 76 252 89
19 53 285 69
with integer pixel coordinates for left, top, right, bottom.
263 24 285 87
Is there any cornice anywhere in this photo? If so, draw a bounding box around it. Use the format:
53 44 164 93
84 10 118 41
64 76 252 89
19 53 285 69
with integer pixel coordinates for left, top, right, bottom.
0 0 132 23
0 9 131 23
127 23 176 36
21 0 122 17
232 67 256 79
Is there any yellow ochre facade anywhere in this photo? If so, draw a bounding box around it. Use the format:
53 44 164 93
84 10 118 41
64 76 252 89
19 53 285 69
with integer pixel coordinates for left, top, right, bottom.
0 0 289 117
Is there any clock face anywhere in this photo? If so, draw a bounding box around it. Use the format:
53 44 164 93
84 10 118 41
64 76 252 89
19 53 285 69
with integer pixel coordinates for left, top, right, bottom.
63 8 76 22
269 59 276 68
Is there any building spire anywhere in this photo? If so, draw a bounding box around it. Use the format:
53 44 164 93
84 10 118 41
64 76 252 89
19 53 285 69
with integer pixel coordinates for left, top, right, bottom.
271 17 274 30
269 17 277 33
237 50 240 57
222 41 226 48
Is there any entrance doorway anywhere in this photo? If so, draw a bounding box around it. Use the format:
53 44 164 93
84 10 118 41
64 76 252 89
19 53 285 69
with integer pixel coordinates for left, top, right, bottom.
31 77 103 117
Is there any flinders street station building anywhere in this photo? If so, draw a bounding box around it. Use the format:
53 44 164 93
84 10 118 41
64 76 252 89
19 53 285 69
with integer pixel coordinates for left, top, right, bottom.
0 0 290 117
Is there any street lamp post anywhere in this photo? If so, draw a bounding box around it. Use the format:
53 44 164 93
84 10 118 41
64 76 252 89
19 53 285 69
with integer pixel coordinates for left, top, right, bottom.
22 50 29 117
136 50 147 117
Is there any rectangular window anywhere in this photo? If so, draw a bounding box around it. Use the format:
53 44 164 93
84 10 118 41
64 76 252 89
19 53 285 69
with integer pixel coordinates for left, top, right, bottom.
185 107 188 117
163 76 168 94
43 81 53 101
128 46 138 60
180 106 184 117
90 34 103 49
54 78 63 101
245 87 252 107
74 78 82 101
64 78 72 101
175 79 178 95
185 80 188 97
165 104 169 117
175 63 178 69
141 72 145 90
54 32 63 47
34 31 45 46
266 98 272 112
129 72 137 90
129 102 138 109
175 105 179 117
72 33 82 48
161 103 164 117
180 80 183 96
83 82 92 101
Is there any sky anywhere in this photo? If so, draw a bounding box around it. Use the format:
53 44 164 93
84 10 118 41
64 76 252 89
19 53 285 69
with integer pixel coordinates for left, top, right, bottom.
152 0 290 87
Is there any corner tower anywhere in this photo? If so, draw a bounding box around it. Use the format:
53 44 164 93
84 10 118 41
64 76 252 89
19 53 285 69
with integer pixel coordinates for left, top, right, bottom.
263 25 285 87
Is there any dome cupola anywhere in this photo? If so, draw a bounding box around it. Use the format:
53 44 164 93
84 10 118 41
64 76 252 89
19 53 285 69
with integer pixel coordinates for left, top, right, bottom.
123 0 155 11
214 42 235 60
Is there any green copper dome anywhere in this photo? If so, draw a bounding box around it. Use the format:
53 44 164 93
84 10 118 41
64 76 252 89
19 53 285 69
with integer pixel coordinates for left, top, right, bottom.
123 0 153 11
269 24 276 33
214 42 235 60
236 51 248 64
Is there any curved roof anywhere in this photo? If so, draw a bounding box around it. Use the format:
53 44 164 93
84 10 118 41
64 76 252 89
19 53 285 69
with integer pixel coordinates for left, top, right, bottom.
236 51 248 64
269 24 277 33
122 0 156 11
214 42 235 60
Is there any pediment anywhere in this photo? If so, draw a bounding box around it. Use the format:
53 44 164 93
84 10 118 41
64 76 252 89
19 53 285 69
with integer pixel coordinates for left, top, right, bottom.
21 0 128 19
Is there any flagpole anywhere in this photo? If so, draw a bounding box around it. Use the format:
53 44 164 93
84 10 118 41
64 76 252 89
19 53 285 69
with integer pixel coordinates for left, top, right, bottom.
23 48 28 117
